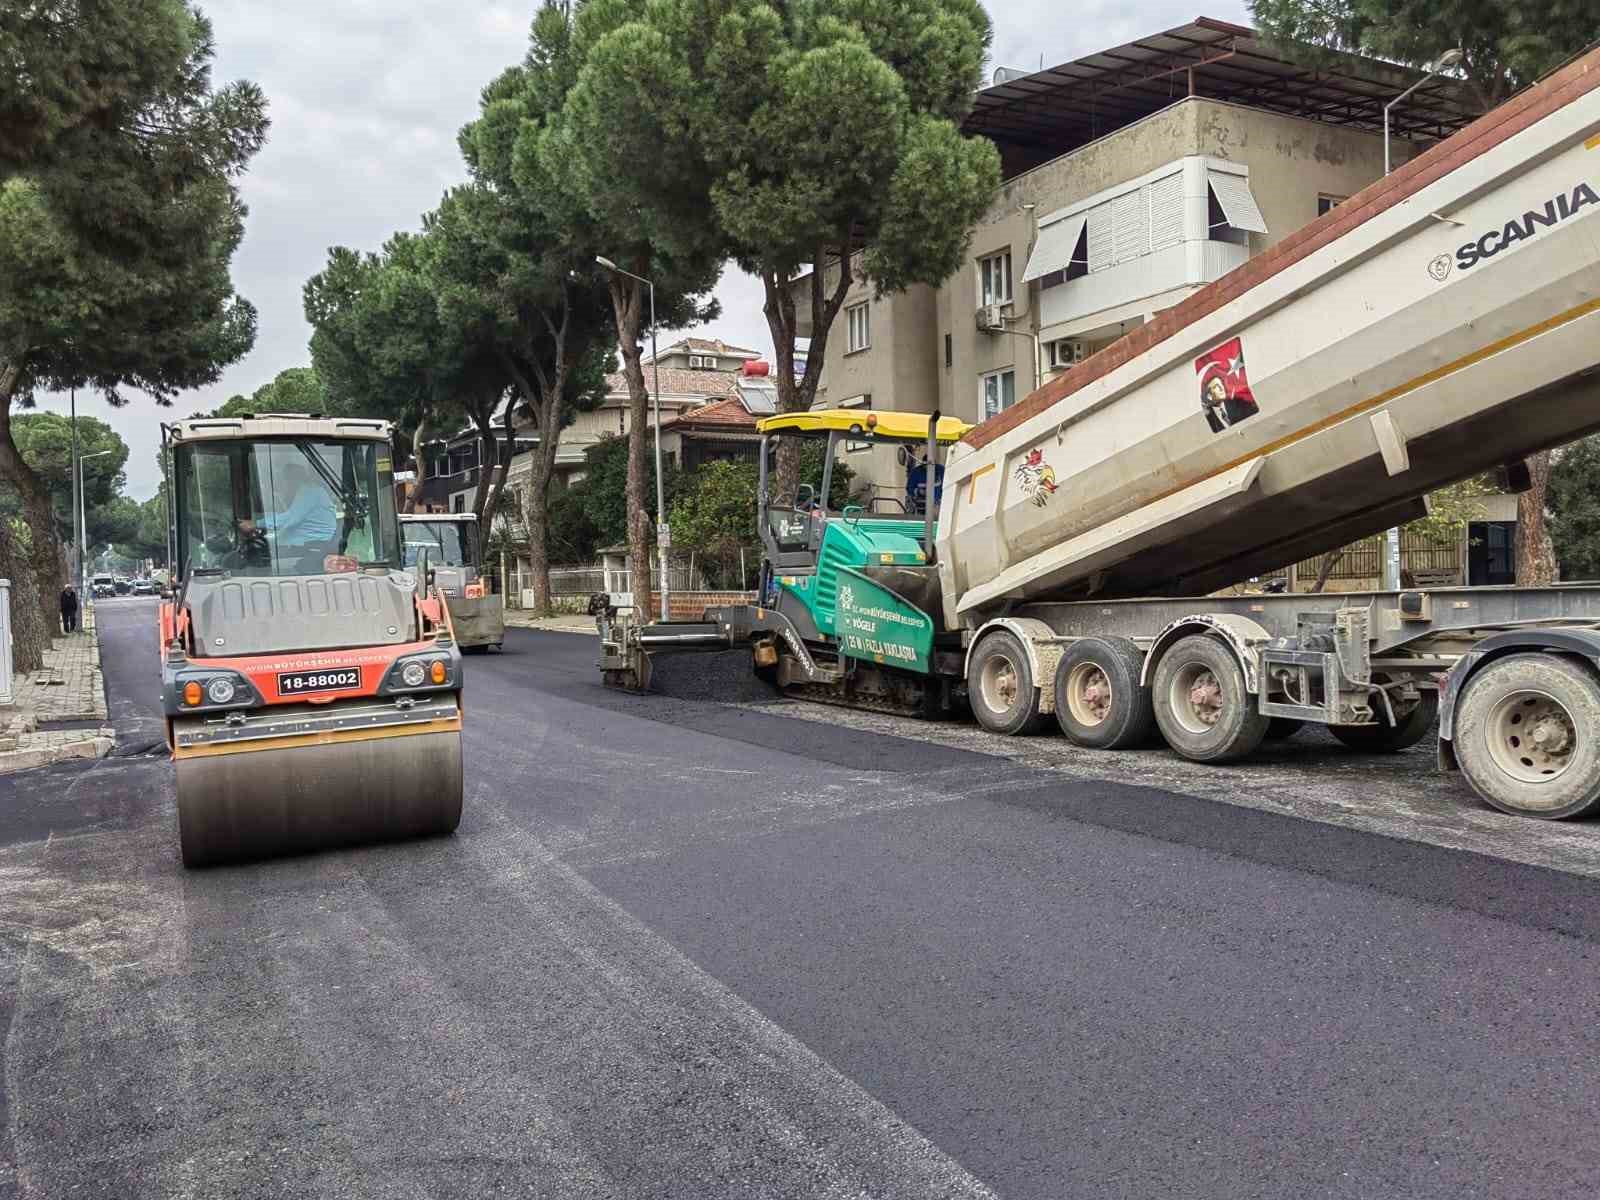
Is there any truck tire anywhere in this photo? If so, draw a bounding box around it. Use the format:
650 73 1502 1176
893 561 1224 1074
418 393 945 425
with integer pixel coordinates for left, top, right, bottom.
1453 654 1600 819
1151 634 1269 763
969 630 1048 736
1330 691 1438 753
1053 637 1154 750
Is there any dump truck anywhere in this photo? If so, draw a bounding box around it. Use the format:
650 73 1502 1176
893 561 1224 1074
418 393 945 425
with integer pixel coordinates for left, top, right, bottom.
602 48 1600 821
401 513 505 653
160 416 464 866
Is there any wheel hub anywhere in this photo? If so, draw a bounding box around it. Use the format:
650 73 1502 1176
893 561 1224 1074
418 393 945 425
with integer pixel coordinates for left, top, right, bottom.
1487 690 1576 783
982 657 1018 712
1066 663 1112 727
1187 672 1223 727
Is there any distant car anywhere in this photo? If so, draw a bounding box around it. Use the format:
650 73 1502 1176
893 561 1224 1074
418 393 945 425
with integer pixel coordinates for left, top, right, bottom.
131 579 156 596
113 577 132 595
91 575 116 599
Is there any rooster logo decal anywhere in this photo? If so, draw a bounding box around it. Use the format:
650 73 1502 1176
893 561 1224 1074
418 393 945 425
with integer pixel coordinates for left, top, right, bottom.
1014 448 1059 508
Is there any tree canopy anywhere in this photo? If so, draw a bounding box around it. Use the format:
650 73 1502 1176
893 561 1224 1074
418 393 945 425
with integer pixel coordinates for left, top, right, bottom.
0 0 264 658
1249 0 1600 111
215 366 330 417
560 0 1000 423
1550 436 1600 581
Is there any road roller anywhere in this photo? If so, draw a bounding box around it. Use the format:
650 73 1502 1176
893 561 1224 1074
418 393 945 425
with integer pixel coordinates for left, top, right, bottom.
400 512 505 652
159 415 464 867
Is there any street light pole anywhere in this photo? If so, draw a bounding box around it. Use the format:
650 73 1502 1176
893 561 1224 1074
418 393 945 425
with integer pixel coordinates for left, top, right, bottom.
1383 49 1463 175
70 387 81 596
78 449 113 600
596 255 669 621
1380 49 1461 590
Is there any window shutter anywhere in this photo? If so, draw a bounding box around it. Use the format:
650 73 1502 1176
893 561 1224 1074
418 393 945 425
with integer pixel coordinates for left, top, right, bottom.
1086 201 1115 272
1148 172 1184 249
1207 170 1268 234
1110 191 1146 265
1022 213 1088 282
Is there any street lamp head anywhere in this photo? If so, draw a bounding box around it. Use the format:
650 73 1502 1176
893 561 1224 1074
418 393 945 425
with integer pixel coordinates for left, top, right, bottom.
595 255 618 272
1431 48 1464 70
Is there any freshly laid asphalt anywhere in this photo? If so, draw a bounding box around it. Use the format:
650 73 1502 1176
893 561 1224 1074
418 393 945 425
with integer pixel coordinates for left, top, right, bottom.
2 599 1600 1198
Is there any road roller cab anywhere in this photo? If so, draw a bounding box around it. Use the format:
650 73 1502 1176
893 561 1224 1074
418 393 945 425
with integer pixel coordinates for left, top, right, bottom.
160 416 465 867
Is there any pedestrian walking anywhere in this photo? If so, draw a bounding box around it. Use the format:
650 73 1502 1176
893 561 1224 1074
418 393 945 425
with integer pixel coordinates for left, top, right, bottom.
60 584 79 634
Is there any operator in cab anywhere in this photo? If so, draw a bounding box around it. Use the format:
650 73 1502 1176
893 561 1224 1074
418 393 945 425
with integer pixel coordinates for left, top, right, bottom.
235 461 338 571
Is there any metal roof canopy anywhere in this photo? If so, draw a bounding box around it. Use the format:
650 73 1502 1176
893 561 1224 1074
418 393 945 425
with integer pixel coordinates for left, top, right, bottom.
966 18 1480 158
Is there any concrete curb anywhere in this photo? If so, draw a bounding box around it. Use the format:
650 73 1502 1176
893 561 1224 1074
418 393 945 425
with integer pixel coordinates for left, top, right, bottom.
0 732 115 775
504 613 599 636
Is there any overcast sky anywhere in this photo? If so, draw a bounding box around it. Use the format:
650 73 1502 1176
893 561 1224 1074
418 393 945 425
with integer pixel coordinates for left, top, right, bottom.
39 0 1248 498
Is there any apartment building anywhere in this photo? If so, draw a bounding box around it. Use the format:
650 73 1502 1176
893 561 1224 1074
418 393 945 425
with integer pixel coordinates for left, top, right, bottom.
797 18 1477 501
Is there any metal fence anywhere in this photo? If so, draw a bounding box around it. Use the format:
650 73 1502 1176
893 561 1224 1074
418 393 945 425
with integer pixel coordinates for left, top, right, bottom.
493 561 705 608
1292 528 1461 583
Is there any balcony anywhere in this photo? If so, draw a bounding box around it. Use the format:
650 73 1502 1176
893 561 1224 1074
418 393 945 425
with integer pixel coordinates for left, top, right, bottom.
1038 240 1248 339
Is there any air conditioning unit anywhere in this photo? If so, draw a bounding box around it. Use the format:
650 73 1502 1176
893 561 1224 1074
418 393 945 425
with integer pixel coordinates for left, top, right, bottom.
1048 339 1089 370
975 304 1007 333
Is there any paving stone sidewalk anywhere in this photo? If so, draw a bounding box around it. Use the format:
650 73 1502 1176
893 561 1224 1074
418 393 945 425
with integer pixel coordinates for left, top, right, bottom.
0 608 114 773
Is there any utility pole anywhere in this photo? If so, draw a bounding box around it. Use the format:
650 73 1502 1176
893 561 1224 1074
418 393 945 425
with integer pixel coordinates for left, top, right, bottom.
70 387 81 596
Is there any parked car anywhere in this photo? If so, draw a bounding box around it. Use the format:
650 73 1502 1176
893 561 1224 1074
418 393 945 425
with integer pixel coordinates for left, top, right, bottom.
131 578 156 596
91 575 116 599
113 577 132 595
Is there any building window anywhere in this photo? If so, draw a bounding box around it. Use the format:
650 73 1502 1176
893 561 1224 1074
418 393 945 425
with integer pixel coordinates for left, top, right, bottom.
689 355 701 367
979 250 1013 306
451 493 465 513
846 301 871 353
1317 194 1348 216
944 333 953 368
702 356 717 370
980 369 1016 420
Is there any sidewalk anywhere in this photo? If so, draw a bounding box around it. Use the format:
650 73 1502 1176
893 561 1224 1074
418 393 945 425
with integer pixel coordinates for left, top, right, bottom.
0 608 114 774
503 610 598 635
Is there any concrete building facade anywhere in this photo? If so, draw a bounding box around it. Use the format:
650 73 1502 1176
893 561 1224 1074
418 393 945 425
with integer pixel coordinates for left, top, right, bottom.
794 19 1474 505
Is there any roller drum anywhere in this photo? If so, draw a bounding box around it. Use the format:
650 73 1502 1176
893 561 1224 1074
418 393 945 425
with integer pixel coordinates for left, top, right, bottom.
176 729 463 867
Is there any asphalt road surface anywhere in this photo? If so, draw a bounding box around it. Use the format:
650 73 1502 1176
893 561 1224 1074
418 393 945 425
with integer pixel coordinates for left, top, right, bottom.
4 600 1600 1199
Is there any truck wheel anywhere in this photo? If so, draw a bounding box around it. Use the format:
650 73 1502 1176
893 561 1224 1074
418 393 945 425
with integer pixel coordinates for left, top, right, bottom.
1053 637 1153 750
1330 691 1438 752
1453 654 1600 819
969 630 1047 736
1265 718 1305 740
1151 634 1269 763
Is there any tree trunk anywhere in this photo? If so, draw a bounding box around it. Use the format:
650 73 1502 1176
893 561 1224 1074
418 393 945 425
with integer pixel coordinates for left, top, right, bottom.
478 413 517 538
608 278 654 620
0 518 49 675
473 420 498 528
405 421 426 514
0 388 65 639
762 242 854 503
1516 450 1557 585
524 471 551 615
1311 548 1345 593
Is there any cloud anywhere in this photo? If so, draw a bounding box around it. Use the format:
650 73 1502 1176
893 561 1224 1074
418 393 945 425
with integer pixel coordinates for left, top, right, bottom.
42 0 1247 499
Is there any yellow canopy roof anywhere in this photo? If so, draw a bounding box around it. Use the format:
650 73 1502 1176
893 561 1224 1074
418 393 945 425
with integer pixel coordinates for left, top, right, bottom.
756 409 973 444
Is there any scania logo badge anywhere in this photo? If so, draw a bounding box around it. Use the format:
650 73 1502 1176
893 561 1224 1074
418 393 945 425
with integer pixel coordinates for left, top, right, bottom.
1427 254 1452 282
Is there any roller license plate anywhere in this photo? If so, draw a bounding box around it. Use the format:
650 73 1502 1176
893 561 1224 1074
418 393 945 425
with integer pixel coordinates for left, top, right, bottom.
277 667 362 697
